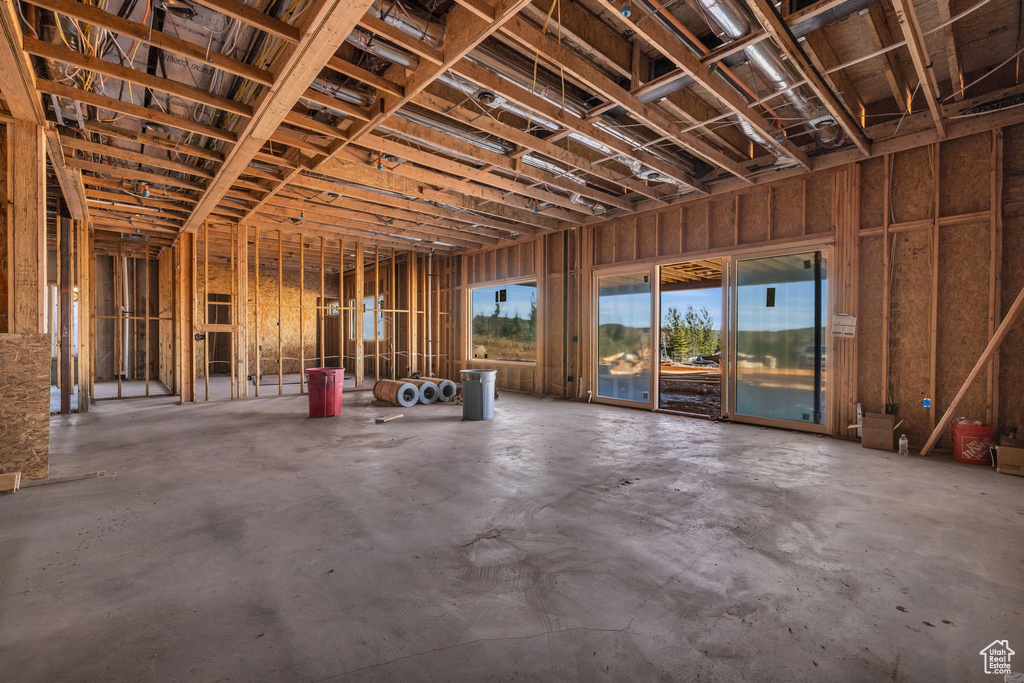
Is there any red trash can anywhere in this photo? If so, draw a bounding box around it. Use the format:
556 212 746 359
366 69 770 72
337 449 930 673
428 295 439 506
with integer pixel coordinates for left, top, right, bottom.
950 422 995 464
305 368 344 417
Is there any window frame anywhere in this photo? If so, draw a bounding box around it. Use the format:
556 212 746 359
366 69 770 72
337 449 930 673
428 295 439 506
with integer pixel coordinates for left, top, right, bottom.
466 278 539 365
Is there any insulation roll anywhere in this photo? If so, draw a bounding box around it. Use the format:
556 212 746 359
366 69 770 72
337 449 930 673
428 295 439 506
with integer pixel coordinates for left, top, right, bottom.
420 377 457 402
373 380 420 407
402 378 439 405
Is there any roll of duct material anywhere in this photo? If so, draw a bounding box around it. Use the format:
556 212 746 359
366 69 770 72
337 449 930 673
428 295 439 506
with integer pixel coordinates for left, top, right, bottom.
373 380 420 407
420 377 457 402
402 378 440 404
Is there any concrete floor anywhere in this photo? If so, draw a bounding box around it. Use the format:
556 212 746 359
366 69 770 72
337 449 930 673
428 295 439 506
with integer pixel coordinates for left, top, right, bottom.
2 393 1022 682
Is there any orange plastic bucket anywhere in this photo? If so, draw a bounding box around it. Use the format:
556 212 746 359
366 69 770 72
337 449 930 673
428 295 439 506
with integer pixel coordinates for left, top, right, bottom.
950 422 995 464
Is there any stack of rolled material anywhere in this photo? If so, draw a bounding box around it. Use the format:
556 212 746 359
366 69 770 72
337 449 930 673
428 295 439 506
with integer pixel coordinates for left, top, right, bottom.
400 378 439 404
419 377 457 402
373 379 420 407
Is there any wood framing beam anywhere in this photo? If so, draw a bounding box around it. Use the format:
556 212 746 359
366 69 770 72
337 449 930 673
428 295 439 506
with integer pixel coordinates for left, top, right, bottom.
182 0 376 233
37 78 236 142
935 0 963 101
314 0 533 169
802 27 865 123
890 0 946 136
327 55 404 98
188 0 300 42
79 121 224 164
26 0 274 86
7 121 47 333
582 0 810 169
449 58 701 195
61 135 215 180
277 189 509 240
743 0 870 154
285 173 537 236
374 116 638 209
259 202 491 249
313 156 561 231
23 37 254 118
0 0 45 122
44 127 89 221
864 3 912 112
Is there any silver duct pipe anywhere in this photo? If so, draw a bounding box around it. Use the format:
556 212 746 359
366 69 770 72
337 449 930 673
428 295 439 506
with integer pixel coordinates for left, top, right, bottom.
369 0 444 48
345 27 419 68
309 77 375 109
673 0 844 147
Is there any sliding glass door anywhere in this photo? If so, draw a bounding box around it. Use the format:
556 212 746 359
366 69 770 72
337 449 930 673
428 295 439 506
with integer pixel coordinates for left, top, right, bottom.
732 251 827 427
596 271 653 405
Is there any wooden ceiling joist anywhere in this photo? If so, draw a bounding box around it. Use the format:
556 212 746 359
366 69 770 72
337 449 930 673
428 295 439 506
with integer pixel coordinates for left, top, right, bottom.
25 0 274 86
37 78 237 143
62 135 215 180
889 0 946 136
742 0 871 155
580 0 810 170
23 37 254 119
864 3 913 112
285 173 536 237
500 15 762 181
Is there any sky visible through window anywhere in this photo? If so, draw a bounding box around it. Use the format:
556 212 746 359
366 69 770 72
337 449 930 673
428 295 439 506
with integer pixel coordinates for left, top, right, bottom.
471 283 537 320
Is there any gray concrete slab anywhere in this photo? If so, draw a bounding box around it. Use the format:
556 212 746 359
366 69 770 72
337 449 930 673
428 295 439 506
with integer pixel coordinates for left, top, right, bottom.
1 393 1021 682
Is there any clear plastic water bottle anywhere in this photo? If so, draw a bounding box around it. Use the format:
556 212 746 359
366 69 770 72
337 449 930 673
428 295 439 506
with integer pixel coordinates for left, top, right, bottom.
898 434 909 456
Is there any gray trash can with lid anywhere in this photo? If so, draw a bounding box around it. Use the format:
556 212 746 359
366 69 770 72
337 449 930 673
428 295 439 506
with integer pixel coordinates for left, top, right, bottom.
460 369 497 421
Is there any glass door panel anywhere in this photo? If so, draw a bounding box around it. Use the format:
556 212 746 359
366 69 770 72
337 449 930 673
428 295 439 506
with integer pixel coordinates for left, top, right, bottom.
597 272 652 403
733 252 826 424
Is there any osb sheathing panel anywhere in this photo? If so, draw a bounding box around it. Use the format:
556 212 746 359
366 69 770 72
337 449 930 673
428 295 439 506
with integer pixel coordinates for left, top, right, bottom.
940 133 991 216
709 197 735 249
889 146 935 223
615 219 637 262
0 124 7 332
738 190 768 244
805 174 833 234
0 333 49 480
859 156 885 230
936 222 991 447
658 209 683 257
595 222 615 265
637 214 658 260
857 235 884 414
683 204 708 252
1000 124 1024 434
771 180 803 238
888 230 932 447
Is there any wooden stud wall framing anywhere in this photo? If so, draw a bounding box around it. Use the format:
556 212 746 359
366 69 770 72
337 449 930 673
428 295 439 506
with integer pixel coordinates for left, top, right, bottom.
438 125 1024 445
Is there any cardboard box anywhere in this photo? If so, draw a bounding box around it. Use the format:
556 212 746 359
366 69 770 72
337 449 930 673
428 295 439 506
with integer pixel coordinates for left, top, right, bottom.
993 446 1024 476
862 412 895 451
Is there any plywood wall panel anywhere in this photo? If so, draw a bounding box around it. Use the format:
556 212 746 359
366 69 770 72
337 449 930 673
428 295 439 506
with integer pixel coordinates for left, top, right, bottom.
858 236 884 414
738 190 768 244
709 198 735 249
615 219 637 263
936 222 991 446
637 214 658 260
771 181 804 238
0 333 49 480
888 230 933 447
889 146 934 224
805 174 833 234
595 222 615 265
684 204 708 252
940 133 991 216
658 209 682 257
859 156 885 230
